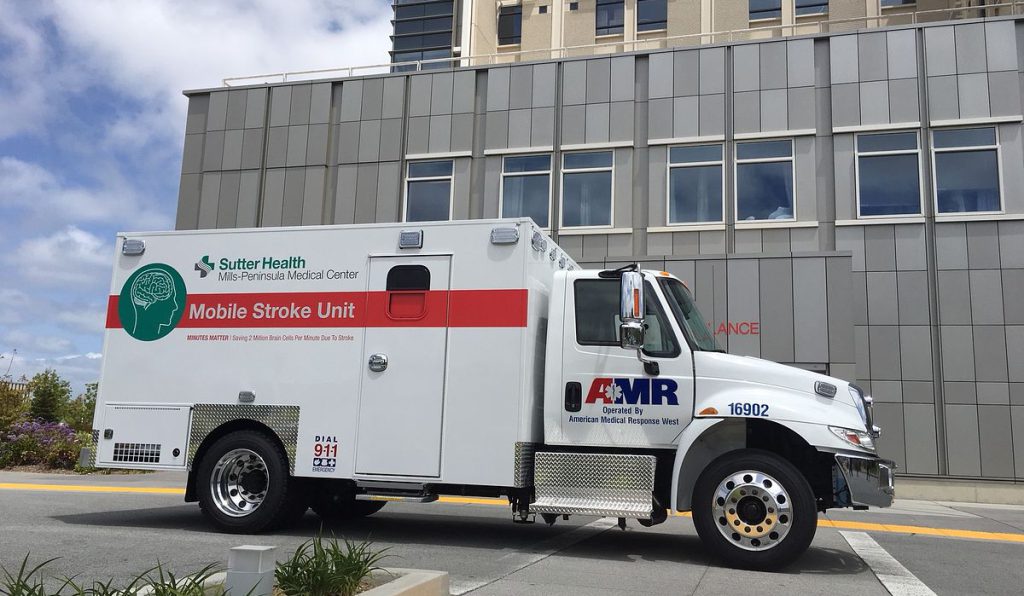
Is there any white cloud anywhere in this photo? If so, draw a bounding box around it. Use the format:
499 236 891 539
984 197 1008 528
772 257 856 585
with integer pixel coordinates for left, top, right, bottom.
55 306 106 334
2 329 73 354
0 157 172 230
0 289 32 325
10 225 111 285
44 0 393 144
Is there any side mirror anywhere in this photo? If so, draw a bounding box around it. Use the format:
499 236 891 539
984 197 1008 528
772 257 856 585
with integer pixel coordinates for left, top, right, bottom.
619 271 645 350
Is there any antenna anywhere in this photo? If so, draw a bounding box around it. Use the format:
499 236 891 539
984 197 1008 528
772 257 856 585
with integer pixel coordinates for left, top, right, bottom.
2 348 16 380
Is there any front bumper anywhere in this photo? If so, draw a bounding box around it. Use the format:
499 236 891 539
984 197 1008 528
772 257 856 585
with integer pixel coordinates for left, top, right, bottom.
834 453 896 508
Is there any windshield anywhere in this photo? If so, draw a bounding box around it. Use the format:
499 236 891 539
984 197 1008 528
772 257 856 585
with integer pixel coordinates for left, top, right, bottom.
658 277 723 352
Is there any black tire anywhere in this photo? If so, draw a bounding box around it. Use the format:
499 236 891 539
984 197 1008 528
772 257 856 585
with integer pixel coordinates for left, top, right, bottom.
311 495 386 522
691 449 817 571
197 429 301 533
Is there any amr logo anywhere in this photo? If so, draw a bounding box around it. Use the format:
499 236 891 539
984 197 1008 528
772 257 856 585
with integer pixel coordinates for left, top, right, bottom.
585 377 680 405
118 263 187 341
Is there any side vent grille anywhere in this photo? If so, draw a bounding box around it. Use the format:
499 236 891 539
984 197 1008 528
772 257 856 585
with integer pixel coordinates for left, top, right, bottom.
112 443 161 464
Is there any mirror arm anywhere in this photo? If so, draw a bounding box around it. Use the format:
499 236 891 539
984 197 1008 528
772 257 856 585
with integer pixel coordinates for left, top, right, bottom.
638 351 660 376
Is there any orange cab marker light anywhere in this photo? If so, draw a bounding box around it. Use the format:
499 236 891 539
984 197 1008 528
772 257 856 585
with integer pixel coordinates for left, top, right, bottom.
698 407 718 416
659 271 671 276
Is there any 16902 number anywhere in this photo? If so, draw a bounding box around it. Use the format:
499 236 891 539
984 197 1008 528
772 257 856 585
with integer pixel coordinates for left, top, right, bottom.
727 402 769 417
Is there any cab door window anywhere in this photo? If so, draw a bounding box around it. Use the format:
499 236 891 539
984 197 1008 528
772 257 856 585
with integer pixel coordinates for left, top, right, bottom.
573 279 680 357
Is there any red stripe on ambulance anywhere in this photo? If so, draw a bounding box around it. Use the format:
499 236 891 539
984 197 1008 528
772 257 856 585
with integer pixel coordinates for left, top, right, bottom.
105 289 527 330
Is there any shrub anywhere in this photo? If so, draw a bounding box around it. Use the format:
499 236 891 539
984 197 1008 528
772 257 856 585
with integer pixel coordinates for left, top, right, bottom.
0 420 82 469
63 383 97 433
28 370 71 423
0 555 222 596
275 535 389 596
0 382 28 433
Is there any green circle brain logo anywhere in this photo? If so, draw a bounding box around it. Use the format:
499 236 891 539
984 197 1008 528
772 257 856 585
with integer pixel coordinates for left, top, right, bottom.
118 263 187 341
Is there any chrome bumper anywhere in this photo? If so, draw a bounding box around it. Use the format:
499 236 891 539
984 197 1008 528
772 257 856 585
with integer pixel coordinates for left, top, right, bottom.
834 453 896 508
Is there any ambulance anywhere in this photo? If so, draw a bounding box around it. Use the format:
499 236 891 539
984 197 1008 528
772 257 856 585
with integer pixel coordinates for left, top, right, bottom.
92 218 893 569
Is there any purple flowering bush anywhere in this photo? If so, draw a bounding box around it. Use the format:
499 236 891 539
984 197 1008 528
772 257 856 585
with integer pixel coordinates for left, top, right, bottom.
0 420 83 469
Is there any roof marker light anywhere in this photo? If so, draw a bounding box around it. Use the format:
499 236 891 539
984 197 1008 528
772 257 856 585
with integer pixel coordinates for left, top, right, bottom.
531 231 547 252
490 226 520 244
399 230 423 249
122 239 146 256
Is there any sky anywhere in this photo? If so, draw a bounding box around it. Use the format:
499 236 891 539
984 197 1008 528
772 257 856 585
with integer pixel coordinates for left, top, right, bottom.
0 0 393 394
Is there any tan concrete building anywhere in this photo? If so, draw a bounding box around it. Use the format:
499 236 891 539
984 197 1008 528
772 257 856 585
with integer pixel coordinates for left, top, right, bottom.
443 0 1013 64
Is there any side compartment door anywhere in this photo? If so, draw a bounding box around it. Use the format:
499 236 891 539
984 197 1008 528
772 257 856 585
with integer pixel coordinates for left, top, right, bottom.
355 255 451 477
560 278 695 447
95 403 191 468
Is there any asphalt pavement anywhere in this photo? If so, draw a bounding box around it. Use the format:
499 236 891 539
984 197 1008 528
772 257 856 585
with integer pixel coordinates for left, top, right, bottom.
1 470 1022 595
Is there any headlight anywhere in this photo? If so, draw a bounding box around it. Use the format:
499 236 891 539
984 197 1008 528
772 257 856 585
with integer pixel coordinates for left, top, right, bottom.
829 426 875 451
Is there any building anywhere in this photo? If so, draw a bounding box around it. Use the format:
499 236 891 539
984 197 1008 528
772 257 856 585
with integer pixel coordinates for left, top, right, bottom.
389 0 1013 69
178 8 1024 485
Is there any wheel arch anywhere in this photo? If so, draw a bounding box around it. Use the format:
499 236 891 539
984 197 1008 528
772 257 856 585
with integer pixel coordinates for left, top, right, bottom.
185 418 291 502
672 417 832 511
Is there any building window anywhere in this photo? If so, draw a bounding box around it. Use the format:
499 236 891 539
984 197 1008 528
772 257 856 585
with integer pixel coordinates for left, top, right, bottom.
668 145 724 224
502 155 551 227
498 4 522 45
749 0 782 20
856 132 921 217
795 0 828 16
390 0 454 70
881 0 915 7
596 0 625 36
562 151 613 227
736 140 794 221
933 127 1001 214
405 160 453 222
637 0 667 32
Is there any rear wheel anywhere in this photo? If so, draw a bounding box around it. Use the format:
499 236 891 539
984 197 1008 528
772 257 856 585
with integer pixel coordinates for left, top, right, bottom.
691 449 817 571
197 430 303 533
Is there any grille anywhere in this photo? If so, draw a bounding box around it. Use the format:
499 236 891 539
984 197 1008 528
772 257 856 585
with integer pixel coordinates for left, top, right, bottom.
112 442 161 463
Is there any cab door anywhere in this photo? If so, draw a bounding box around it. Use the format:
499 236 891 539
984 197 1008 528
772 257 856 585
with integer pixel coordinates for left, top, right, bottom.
355 255 451 477
559 276 694 447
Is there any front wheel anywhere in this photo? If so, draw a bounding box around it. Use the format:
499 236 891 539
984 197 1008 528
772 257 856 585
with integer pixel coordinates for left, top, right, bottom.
691 449 817 571
197 430 303 533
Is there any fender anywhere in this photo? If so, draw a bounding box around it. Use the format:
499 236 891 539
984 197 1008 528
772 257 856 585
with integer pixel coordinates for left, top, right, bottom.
670 417 745 512
670 415 863 511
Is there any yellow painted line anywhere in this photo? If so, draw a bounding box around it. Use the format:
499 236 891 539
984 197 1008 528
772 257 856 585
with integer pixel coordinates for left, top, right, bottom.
0 482 185 496
819 518 1024 544
2 482 1022 544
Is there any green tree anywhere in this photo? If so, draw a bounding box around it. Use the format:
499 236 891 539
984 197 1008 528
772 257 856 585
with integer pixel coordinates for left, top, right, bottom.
0 382 28 431
64 382 98 432
28 369 71 422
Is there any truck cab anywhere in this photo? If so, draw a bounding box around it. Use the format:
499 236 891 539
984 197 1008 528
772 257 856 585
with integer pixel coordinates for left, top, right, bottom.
533 265 894 568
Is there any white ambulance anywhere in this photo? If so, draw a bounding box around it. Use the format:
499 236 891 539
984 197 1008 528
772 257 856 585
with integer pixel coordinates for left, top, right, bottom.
92 218 893 569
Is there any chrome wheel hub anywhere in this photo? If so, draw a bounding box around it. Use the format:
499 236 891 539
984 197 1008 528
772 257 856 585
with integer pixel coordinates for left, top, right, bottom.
711 470 792 551
210 448 268 518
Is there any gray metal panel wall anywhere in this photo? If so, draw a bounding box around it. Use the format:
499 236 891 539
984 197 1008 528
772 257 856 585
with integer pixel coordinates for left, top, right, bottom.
177 18 1024 481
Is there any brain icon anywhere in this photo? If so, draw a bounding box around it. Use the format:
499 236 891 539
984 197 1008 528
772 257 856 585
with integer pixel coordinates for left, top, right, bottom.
131 270 175 308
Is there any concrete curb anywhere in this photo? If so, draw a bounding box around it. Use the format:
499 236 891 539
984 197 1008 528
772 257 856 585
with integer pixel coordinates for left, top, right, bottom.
365 568 450 596
896 477 1024 506
157 568 450 596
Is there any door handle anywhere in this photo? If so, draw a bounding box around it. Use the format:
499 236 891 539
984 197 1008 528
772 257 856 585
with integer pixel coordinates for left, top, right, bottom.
565 382 582 412
368 353 388 372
